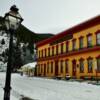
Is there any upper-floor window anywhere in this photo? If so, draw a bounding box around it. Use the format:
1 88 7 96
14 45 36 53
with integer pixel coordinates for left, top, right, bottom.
48 48 50 57
87 34 92 47
87 57 93 73
79 58 84 73
66 41 69 52
79 37 84 49
44 49 46 57
38 51 40 58
72 39 76 51
61 43 64 54
41 50 43 58
96 33 100 45
52 46 54 56
56 45 58 55
97 57 100 72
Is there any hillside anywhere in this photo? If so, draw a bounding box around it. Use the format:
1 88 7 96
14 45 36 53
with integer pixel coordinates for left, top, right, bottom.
0 16 54 43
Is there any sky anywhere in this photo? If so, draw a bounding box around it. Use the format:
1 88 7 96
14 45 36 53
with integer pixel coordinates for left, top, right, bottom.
0 0 100 34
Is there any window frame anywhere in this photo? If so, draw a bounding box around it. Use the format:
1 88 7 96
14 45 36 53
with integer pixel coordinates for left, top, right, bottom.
96 32 100 45
79 58 84 73
60 60 63 73
87 33 92 47
72 39 76 51
65 59 69 73
61 43 64 54
79 36 84 49
87 57 93 73
66 41 69 53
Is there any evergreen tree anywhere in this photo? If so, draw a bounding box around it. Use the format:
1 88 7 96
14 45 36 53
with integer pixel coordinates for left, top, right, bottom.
12 43 23 72
1 38 5 45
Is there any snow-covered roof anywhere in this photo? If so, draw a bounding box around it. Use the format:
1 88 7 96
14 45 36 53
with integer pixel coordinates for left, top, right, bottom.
22 62 37 69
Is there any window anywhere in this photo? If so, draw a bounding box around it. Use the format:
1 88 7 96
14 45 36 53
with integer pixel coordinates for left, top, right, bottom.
66 41 69 52
87 34 92 47
39 51 40 58
41 50 43 58
48 48 50 56
44 49 46 57
60 60 63 73
72 39 76 50
56 45 58 55
61 43 64 54
97 57 100 72
47 62 49 73
79 37 83 49
65 60 68 73
87 58 93 73
96 33 100 45
51 62 53 73
52 46 54 56
79 59 84 73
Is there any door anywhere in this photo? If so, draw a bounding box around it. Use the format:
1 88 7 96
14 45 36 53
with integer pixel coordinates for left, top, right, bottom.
44 64 46 76
55 60 59 76
72 60 76 77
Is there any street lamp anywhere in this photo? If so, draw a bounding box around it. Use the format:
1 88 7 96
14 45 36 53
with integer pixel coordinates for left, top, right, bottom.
3 5 23 100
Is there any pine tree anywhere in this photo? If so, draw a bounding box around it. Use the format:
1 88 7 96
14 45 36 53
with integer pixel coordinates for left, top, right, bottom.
1 38 5 45
12 43 23 72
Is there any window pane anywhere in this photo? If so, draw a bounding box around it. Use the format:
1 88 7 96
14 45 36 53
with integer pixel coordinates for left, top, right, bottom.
97 33 100 45
97 58 100 71
65 60 68 73
73 40 76 50
80 60 84 73
87 35 92 47
79 38 83 49
88 59 93 73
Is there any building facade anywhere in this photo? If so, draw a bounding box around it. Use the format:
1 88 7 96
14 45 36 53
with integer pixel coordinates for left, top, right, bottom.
36 16 100 79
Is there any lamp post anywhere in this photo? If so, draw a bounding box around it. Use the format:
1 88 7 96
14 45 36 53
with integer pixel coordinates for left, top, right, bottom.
3 5 23 100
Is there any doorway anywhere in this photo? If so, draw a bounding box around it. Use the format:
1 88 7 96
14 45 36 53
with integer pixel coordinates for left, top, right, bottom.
72 60 77 77
55 60 59 76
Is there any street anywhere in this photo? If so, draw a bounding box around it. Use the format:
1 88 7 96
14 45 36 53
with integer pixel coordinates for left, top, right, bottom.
0 72 100 100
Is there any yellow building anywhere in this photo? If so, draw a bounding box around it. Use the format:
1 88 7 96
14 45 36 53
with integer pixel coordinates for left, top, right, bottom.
36 15 100 79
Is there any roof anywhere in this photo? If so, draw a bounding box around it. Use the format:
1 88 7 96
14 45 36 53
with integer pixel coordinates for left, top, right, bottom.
22 62 37 69
36 15 100 47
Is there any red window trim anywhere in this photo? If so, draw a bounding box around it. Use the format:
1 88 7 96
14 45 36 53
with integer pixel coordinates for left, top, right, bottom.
79 36 84 39
96 55 100 58
95 30 100 34
87 33 92 36
87 56 93 60
79 58 84 61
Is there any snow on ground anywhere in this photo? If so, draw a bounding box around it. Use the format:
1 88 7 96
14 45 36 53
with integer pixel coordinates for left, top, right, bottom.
0 72 100 100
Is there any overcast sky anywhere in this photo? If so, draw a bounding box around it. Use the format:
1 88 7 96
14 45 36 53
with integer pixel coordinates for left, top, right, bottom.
0 0 100 34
